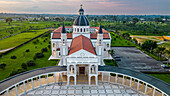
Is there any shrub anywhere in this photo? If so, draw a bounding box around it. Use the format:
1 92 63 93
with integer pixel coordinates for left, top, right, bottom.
25 49 30 52
0 63 6 69
35 53 44 58
26 60 35 66
0 54 2 57
33 56 37 61
21 63 27 69
11 56 17 59
48 45 51 48
41 47 48 53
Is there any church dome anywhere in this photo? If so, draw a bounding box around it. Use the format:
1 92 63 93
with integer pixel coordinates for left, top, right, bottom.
73 5 90 26
73 15 89 26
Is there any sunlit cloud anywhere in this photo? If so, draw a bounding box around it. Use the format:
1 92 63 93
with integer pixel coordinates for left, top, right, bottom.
0 0 170 15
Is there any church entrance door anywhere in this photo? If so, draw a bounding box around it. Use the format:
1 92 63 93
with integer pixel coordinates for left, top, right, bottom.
79 67 85 74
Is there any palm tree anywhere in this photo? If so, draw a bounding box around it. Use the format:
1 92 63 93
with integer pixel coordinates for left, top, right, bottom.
165 49 170 65
155 47 166 60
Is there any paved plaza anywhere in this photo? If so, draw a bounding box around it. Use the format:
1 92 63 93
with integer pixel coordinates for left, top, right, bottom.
23 82 145 96
111 47 164 72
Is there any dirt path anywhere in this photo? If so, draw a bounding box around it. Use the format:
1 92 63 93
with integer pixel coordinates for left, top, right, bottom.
0 47 14 53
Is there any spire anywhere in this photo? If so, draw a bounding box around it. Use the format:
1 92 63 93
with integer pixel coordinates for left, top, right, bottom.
98 19 103 34
61 18 66 33
79 4 84 15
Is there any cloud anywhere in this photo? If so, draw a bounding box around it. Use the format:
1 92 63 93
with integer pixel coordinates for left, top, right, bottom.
0 0 170 14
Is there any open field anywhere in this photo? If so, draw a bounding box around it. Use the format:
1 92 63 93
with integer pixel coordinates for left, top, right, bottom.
0 32 59 81
110 32 136 47
0 29 48 50
131 35 170 49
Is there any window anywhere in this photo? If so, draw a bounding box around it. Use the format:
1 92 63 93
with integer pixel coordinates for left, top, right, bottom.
77 28 79 32
63 39 65 43
107 43 109 47
84 28 85 32
81 28 82 32
99 39 101 44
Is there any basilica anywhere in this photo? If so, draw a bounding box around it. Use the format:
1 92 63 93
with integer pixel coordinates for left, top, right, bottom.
49 5 112 86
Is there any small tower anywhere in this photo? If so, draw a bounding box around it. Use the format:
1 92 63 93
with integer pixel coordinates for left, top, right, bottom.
60 20 68 66
96 21 104 65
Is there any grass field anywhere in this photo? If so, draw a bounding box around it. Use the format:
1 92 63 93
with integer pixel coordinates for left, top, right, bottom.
110 32 136 47
0 32 59 81
0 29 48 50
148 74 170 84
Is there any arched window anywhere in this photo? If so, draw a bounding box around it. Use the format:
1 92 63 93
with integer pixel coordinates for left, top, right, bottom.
84 28 85 32
77 28 79 32
81 28 82 32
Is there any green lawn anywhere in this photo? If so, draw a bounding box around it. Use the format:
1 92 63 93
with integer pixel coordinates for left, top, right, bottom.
104 59 118 66
0 32 59 81
148 74 170 84
110 32 136 47
0 29 48 50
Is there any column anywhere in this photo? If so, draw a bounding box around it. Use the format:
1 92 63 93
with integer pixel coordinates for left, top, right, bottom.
71 66 73 73
102 72 104 81
152 88 155 96
130 77 132 87
61 72 63 82
54 73 56 83
137 80 140 90
23 82 26 93
122 76 124 84
115 74 117 83
6 89 9 96
108 73 110 82
39 76 41 86
31 79 34 89
145 84 148 94
74 76 77 85
95 76 98 85
15 85 18 96
47 74 49 85
67 76 70 86
89 76 91 85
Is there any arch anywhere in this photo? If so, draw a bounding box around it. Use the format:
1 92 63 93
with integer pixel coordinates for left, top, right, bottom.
53 50 56 56
90 76 96 85
69 76 75 85
69 65 75 74
90 65 96 74
53 43 55 48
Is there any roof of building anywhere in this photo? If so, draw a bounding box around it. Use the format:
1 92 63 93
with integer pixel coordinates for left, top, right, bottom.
98 24 103 34
73 15 90 26
69 35 96 55
61 23 66 33
90 33 110 39
52 33 72 39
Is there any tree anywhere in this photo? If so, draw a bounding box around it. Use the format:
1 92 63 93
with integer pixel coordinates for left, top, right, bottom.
122 33 130 39
155 47 165 59
109 49 114 55
132 18 139 25
141 40 157 52
165 49 170 65
5 18 13 25
21 63 27 69
0 63 6 69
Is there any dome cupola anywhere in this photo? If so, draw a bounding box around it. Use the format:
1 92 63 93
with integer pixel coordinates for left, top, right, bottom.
73 4 90 26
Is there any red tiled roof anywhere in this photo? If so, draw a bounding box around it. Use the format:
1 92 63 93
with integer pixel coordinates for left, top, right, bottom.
52 26 73 33
90 27 109 33
69 35 96 55
52 33 72 39
90 33 110 39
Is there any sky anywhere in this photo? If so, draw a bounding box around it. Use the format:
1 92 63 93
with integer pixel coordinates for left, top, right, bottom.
0 0 170 15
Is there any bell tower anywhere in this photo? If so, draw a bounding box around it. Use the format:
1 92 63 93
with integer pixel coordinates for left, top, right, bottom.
60 20 68 66
96 21 104 65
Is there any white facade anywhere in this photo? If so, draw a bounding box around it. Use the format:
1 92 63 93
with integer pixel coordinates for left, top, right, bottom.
49 6 112 86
